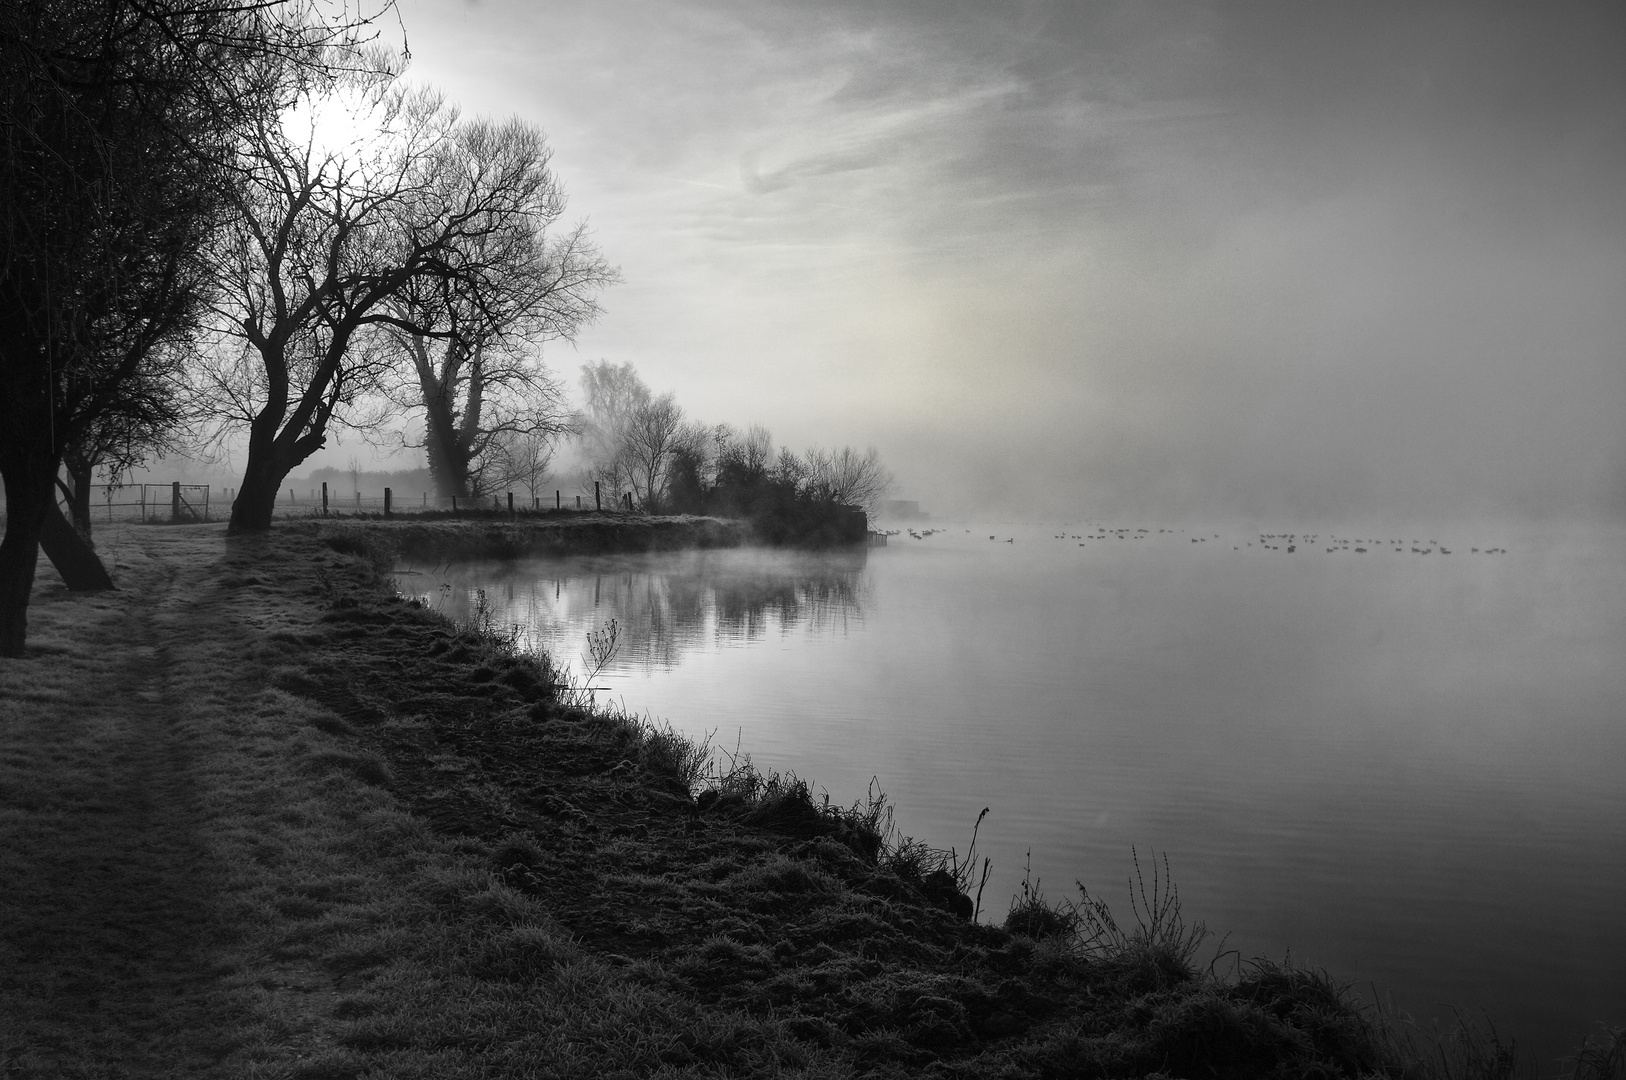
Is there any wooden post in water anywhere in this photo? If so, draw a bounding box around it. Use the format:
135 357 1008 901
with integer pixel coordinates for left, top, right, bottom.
321 482 328 517
384 487 392 517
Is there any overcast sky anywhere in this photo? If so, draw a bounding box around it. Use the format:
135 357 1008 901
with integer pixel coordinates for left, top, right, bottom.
358 0 1625 523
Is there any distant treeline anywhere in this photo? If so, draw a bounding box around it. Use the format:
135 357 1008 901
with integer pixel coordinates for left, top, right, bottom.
574 361 889 545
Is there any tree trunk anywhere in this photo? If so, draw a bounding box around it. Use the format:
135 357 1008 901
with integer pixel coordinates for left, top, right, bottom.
63 450 95 540
229 455 288 534
39 499 115 591
0 457 52 657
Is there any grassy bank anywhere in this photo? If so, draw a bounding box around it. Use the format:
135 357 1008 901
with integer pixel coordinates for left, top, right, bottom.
292 511 749 563
2 521 1620 1078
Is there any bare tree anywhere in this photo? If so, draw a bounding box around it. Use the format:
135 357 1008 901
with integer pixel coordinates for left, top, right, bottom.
575 359 649 504
803 445 893 512
0 0 387 654
204 78 589 532
490 428 557 505
384 118 614 499
620 394 685 511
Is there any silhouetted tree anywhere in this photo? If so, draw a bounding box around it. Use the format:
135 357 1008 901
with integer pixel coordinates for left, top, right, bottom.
803 445 892 512
0 0 383 654
204 80 593 532
621 394 686 510
383 118 613 498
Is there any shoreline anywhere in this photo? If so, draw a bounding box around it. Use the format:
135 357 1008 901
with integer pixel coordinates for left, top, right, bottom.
3 520 1617 1077
293 511 751 563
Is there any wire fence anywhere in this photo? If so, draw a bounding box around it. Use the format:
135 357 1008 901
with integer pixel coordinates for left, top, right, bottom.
73 483 215 523
49 482 640 524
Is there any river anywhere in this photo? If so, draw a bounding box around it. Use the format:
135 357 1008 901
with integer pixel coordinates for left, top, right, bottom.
395 519 1626 1071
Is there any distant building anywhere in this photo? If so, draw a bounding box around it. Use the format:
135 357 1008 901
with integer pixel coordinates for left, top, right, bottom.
879 499 930 521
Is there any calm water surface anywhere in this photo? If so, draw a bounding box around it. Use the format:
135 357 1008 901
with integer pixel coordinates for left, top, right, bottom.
397 522 1626 1069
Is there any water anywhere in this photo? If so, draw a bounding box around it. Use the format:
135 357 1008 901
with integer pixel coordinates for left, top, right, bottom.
397 522 1626 1070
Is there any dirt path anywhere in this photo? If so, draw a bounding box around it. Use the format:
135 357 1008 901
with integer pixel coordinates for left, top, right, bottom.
1 526 303 1076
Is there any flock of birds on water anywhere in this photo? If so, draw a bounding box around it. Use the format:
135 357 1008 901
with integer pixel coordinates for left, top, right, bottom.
880 525 1509 555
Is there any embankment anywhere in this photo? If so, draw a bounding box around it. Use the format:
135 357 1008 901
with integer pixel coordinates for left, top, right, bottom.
5 520 1610 1078
295 511 749 564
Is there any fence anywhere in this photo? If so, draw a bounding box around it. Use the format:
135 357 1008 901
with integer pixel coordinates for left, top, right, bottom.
284 480 638 519
78 483 214 523
45 480 641 525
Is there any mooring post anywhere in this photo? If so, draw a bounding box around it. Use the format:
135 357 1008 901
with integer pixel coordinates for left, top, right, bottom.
322 482 328 517
384 487 392 518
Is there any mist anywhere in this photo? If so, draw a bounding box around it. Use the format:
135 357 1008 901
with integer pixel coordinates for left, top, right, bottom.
285 0 1616 527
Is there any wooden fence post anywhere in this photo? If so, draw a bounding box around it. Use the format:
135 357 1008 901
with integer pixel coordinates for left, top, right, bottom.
171 481 181 523
594 481 601 511
322 482 328 517
384 487 392 517
507 491 514 516
555 490 560 510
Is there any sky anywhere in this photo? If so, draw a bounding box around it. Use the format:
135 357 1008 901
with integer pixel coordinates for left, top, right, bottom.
323 0 1625 523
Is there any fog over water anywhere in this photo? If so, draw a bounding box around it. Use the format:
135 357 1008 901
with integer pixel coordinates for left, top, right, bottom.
340 0 1626 524
320 0 1624 1067
402 521 1626 1068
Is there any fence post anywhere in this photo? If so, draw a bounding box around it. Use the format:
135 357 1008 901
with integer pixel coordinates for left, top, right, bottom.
576 495 581 510
556 490 560 510
507 491 514 516
288 487 295 505
594 480 601 511
322 481 328 517
452 494 458 514
171 481 181 523
203 487 210 522
384 487 392 518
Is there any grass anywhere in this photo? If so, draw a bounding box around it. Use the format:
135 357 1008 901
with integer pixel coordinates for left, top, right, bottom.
1 518 1619 1079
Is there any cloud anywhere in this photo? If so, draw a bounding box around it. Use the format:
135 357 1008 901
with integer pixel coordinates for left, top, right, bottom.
385 0 1626 522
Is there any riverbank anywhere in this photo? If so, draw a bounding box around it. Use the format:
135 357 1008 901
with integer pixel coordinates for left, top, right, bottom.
3 522 1619 1078
297 511 750 563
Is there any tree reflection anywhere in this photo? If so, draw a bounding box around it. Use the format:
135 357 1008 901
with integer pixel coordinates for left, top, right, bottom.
413 548 869 673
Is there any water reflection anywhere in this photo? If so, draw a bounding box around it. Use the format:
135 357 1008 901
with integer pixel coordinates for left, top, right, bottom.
401 547 869 675
395 524 1626 1070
